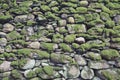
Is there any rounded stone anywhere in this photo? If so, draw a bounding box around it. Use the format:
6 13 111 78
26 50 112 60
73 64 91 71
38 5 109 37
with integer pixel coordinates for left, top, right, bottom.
75 37 85 43
68 17 75 24
3 23 14 32
29 42 40 49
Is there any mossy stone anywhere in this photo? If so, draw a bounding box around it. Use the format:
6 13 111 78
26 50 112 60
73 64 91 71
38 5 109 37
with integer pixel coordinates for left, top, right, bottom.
0 14 12 23
41 5 50 12
100 12 111 21
43 66 54 76
61 2 77 8
72 43 80 49
2 77 9 80
17 49 33 57
11 70 22 79
76 7 87 13
49 1 59 7
64 34 76 43
26 71 36 79
52 33 64 43
45 12 59 20
105 20 115 28
51 7 59 13
8 40 28 46
85 14 93 21
74 14 85 23
101 49 120 60
2 4 9 9
59 43 72 52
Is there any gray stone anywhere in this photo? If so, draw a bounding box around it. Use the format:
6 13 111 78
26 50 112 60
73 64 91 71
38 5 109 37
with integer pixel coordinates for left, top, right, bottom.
27 27 34 35
114 15 120 24
22 59 35 69
0 46 4 53
15 15 28 22
0 38 7 46
0 61 11 72
88 61 109 69
28 42 40 49
75 37 85 43
3 23 14 32
92 77 101 80
81 66 94 79
67 65 80 78
74 55 86 66
67 17 75 24
58 20 67 27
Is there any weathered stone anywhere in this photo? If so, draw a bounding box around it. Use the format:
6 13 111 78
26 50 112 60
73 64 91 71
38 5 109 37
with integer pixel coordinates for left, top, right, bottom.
3 23 14 32
28 42 40 49
74 55 86 66
67 17 75 24
0 61 11 72
75 37 85 43
22 59 35 69
0 38 7 46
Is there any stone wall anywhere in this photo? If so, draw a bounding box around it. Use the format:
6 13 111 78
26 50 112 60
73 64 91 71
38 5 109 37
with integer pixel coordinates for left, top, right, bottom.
0 0 120 80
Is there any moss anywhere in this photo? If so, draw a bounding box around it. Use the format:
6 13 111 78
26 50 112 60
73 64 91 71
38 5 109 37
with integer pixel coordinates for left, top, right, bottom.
43 66 54 76
41 5 50 12
69 0 78 3
79 1 88 6
2 3 9 9
0 14 12 23
49 1 59 7
19 1 33 7
101 70 119 80
58 27 68 34
100 12 111 21
106 2 120 9
52 33 64 43
8 40 28 46
87 52 102 61
64 34 76 43
30 77 41 80
11 59 27 69
67 24 86 33
7 31 22 41
11 70 22 79
87 19 104 27
101 49 120 60
59 43 72 52
72 43 79 49
74 14 85 23
3 52 15 59
34 50 50 59
2 77 9 80
17 49 33 57
76 7 87 13
79 43 91 52
41 42 56 51
61 2 77 8
26 71 36 79
51 7 59 13
102 5 111 14
112 38 120 43
105 20 115 28
45 12 59 20
27 20 36 26
84 14 93 21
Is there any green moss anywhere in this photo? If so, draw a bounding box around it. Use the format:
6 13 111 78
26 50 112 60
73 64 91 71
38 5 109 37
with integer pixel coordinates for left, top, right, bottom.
11 59 27 69
49 1 58 7
101 49 120 60
2 3 9 9
100 12 111 21
41 42 56 51
0 14 12 22
51 7 59 13
11 70 22 79
72 43 79 49
2 77 9 80
64 34 76 43
85 14 93 21
106 2 120 9
41 5 50 12
69 0 78 3
27 20 36 26
59 43 72 52
34 50 50 59
61 2 77 8
52 33 64 43
7 31 22 40
3 52 15 59
87 52 102 61
92 13 100 20
17 49 33 57
76 7 87 13
79 1 88 6
26 71 36 79
43 66 54 76
45 12 59 20
19 1 33 7
112 38 120 43
105 20 115 28
74 14 85 23
79 43 91 52
8 40 28 46
102 5 111 14
58 27 68 34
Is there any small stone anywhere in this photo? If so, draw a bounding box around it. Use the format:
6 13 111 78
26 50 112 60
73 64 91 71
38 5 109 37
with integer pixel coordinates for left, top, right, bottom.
67 65 80 78
67 17 75 24
0 61 11 72
29 42 40 49
79 1 88 6
114 15 120 24
0 32 6 37
58 20 67 27
27 27 34 36
0 38 7 46
61 14 68 19
74 55 86 66
22 59 35 69
81 66 94 79
88 61 109 69
3 23 14 32
92 77 101 80
0 46 4 53
75 37 85 43
15 15 28 22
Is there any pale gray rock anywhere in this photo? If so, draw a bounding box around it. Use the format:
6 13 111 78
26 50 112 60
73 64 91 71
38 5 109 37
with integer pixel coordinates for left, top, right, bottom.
3 23 14 32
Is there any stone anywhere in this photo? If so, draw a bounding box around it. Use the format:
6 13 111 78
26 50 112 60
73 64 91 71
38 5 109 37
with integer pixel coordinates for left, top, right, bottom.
81 66 94 79
74 55 86 66
27 27 34 36
0 61 11 72
79 1 88 6
61 14 68 19
75 37 85 43
67 65 80 78
0 32 6 37
0 38 7 46
29 42 40 49
58 20 67 27
0 46 4 53
114 15 120 24
15 15 28 22
22 59 35 69
24 69 36 78
92 77 101 80
3 23 14 32
88 61 109 69
67 17 75 24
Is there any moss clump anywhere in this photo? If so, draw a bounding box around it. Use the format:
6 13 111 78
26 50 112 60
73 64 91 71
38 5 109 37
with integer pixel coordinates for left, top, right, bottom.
27 20 36 26
26 71 36 79
85 14 93 21
17 49 33 57
58 27 68 34
64 34 76 43
100 12 111 21
49 1 59 7
7 31 22 41
11 59 27 69
34 50 50 59
45 12 59 20
3 52 16 59
102 5 111 14
52 33 64 43
112 38 120 43
11 70 22 79
61 2 77 8
8 40 28 46
0 14 12 23
87 52 102 61
43 66 54 76
59 43 72 52
105 20 115 28
41 5 50 12
76 7 87 13
101 49 120 60
2 3 9 9
40 42 56 51
79 43 91 52
2 77 9 80
51 7 59 13
72 43 80 49
106 2 120 9
74 14 85 23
